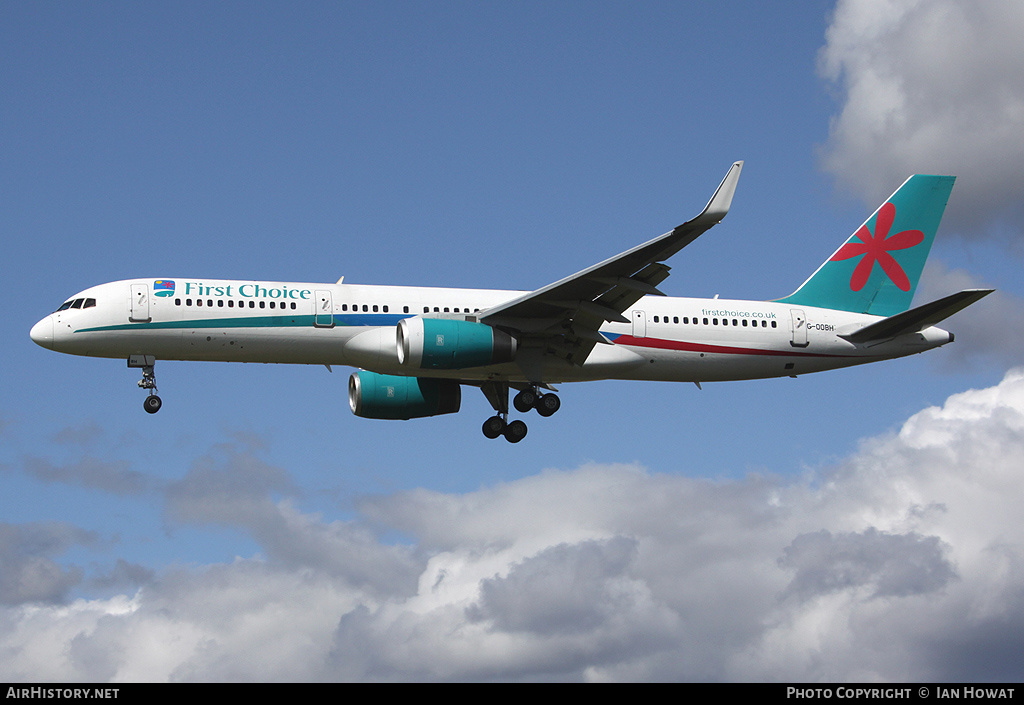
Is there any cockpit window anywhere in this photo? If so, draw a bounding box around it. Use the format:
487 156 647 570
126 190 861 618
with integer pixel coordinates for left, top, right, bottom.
55 298 96 312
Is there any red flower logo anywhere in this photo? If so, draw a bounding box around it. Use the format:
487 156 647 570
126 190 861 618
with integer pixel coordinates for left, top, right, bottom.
830 202 923 292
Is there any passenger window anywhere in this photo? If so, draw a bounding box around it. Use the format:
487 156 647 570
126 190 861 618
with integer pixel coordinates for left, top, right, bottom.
404 306 409 314
383 305 389 313
372 305 378 312
197 299 203 307
290 302 296 309
362 305 368 312
259 301 265 309
654 316 660 323
218 300 224 308
175 299 182 306
228 300 234 308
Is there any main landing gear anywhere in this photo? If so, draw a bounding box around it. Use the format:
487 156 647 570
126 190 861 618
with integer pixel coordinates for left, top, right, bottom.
482 415 528 443
128 355 162 414
480 382 560 443
512 388 561 417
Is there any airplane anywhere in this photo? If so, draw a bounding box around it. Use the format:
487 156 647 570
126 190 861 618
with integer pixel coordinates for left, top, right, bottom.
30 162 992 442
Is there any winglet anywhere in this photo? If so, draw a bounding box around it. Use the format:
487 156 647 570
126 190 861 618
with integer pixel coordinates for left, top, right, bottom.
700 161 743 223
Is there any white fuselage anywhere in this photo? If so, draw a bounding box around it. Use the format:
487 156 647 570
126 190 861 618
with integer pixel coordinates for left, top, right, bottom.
30 277 953 385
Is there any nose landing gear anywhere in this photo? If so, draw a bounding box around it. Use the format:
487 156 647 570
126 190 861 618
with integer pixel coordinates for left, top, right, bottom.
128 355 162 414
142 392 162 414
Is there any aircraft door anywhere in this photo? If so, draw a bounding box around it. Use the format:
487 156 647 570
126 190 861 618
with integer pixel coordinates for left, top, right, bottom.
790 309 808 348
632 310 647 338
314 290 334 328
129 283 151 322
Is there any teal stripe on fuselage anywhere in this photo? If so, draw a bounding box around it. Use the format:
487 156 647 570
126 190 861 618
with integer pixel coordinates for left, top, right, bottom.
77 313 408 333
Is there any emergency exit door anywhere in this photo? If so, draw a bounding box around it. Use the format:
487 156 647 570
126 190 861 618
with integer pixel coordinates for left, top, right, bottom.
314 290 334 328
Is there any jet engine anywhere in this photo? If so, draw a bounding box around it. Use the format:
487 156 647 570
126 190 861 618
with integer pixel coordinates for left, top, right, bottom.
397 318 516 370
348 371 461 420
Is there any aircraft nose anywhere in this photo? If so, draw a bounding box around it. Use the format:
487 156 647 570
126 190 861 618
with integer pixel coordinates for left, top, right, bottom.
30 316 54 349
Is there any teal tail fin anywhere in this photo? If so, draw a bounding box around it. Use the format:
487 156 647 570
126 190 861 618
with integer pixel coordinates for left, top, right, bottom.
777 175 956 316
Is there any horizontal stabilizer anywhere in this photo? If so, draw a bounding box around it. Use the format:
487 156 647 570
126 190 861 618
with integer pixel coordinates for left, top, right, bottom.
839 289 993 344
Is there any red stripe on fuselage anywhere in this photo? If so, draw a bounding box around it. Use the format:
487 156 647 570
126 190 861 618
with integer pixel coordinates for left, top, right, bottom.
612 335 852 358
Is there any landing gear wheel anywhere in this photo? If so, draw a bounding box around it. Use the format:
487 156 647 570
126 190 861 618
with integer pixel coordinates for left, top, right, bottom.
513 389 538 413
482 415 506 439
131 358 161 414
503 419 528 443
536 393 561 417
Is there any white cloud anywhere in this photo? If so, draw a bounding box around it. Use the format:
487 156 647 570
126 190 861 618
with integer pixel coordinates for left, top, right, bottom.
4 370 1024 680
778 528 956 600
0 523 96 606
820 0 1024 238
914 261 1024 370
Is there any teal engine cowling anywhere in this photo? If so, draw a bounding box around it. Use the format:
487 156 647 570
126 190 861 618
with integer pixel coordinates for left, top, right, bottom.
397 318 517 370
348 371 461 420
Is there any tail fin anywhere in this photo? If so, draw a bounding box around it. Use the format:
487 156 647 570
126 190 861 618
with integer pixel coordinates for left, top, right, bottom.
777 175 956 316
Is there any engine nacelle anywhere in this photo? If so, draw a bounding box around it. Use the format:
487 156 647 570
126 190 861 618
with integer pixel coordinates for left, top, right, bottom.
348 371 461 420
397 318 517 370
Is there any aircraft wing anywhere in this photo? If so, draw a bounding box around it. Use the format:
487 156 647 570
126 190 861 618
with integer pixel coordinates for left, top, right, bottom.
478 161 743 366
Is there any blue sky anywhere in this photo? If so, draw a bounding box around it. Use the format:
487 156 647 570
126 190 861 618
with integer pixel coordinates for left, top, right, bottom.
3 0 1024 681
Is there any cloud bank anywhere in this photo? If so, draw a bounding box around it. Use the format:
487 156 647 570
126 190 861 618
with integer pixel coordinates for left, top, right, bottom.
3 370 1024 681
819 0 1024 239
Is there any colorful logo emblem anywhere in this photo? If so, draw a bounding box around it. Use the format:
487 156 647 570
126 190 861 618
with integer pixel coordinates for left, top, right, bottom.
153 280 176 297
829 202 923 292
